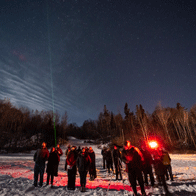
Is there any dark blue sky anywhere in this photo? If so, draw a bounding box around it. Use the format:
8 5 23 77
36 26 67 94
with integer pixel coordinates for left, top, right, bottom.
0 0 196 126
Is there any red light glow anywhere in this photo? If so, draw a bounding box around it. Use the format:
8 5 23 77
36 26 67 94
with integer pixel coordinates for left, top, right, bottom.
149 141 158 149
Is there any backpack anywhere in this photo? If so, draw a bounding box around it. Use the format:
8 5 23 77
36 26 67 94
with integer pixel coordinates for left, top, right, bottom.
162 152 171 165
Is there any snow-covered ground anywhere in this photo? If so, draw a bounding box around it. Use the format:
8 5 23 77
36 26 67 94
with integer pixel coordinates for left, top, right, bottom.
0 137 196 196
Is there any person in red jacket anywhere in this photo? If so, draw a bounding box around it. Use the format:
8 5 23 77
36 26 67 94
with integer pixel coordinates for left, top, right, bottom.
122 140 146 196
88 147 97 181
65 145 71 170
66 146 77 190
33 142 49 187
55 144 63 176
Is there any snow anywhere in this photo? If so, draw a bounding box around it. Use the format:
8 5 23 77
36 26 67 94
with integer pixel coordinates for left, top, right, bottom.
0 137 196 195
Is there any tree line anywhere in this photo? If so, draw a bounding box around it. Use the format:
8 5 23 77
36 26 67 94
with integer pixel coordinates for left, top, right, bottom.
1 97 196 152
0 98 67 152
74 103 196 151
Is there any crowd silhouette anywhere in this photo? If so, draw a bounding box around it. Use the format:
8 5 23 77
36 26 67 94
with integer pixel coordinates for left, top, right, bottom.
33 141 173 196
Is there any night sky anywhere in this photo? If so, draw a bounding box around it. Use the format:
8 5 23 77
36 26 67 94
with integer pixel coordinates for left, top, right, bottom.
0 0 195 126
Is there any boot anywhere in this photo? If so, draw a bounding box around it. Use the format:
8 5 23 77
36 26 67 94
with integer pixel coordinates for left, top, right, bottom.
82 186 86 192
165 192 172 196
81 184 85 192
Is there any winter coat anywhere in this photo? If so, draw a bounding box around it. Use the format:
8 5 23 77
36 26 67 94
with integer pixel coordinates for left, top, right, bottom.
140 149 153 171
88 150 96 176
76 152 91 172
113 149 121 165
122 146 143 172
34 147 49 165
101 148 107 158
46 151 59 175
105 150 113 163
66 150 77 168
153 157 165 176
77 147 82 154
56 147 63 162
153 151 165 176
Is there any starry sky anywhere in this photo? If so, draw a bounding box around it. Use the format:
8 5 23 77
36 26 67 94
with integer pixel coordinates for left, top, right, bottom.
0 0 196 126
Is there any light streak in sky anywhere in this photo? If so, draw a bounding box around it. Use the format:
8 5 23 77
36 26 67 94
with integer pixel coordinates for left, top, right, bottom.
46 0 57 146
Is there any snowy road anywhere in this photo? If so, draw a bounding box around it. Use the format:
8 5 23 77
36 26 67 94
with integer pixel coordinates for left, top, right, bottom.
0 138 196 195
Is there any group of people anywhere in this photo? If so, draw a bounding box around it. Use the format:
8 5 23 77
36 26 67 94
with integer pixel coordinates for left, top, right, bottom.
33 143 96 192
33 142 62 188
101 145 122 180
101 140 173 196
33 140 173 195
65 145 96 192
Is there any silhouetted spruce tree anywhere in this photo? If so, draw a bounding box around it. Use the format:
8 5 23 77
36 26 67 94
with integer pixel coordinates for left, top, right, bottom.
136 104 148 140
103 105 111 137
110 112 117 137
124 103 137 143
97 112 105 139
115 113 123 135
